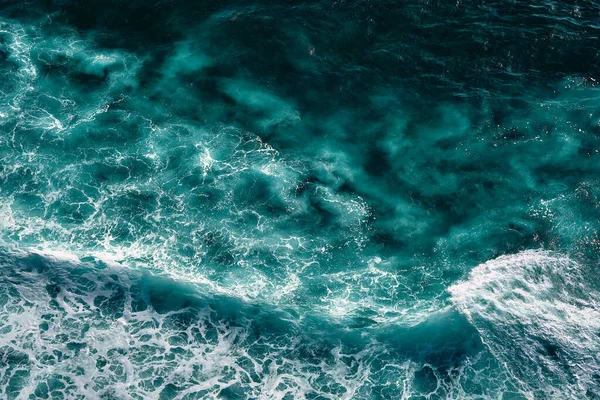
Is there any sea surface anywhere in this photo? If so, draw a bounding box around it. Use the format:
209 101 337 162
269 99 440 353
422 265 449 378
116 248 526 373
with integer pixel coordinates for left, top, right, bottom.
0 0 600 399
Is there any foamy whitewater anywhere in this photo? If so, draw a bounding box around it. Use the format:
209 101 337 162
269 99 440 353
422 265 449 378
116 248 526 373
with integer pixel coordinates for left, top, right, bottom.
1 1 600 399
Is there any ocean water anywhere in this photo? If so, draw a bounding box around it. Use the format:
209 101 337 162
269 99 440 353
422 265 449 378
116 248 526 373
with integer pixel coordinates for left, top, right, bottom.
0 0 599 398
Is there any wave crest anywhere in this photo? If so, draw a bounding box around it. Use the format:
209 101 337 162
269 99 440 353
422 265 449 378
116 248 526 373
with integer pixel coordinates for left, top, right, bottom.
450 250 600 398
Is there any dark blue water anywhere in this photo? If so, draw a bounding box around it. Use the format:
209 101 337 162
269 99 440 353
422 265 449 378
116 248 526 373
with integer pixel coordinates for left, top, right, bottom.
1 0 600 398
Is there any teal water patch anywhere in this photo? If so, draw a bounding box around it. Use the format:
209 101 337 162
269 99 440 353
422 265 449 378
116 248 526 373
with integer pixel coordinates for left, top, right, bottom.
0 0 599 398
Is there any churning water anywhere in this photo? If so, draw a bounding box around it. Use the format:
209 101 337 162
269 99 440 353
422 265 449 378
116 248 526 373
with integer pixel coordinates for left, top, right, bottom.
1 0 600 398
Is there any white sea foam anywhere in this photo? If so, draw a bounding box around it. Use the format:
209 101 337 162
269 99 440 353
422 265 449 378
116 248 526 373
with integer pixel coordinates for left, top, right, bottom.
0 248 519 399
450 250 600 398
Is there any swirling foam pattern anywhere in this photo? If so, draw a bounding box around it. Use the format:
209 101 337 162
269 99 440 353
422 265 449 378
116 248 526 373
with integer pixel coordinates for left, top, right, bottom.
0 0 599 398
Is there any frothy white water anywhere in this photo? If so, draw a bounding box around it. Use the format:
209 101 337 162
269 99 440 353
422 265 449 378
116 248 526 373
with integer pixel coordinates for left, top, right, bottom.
0 248 522 399
0 249 372 399
450 250 600 399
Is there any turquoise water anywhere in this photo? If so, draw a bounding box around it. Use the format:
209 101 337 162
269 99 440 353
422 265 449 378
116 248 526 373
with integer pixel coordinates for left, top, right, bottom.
1 0 600 398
